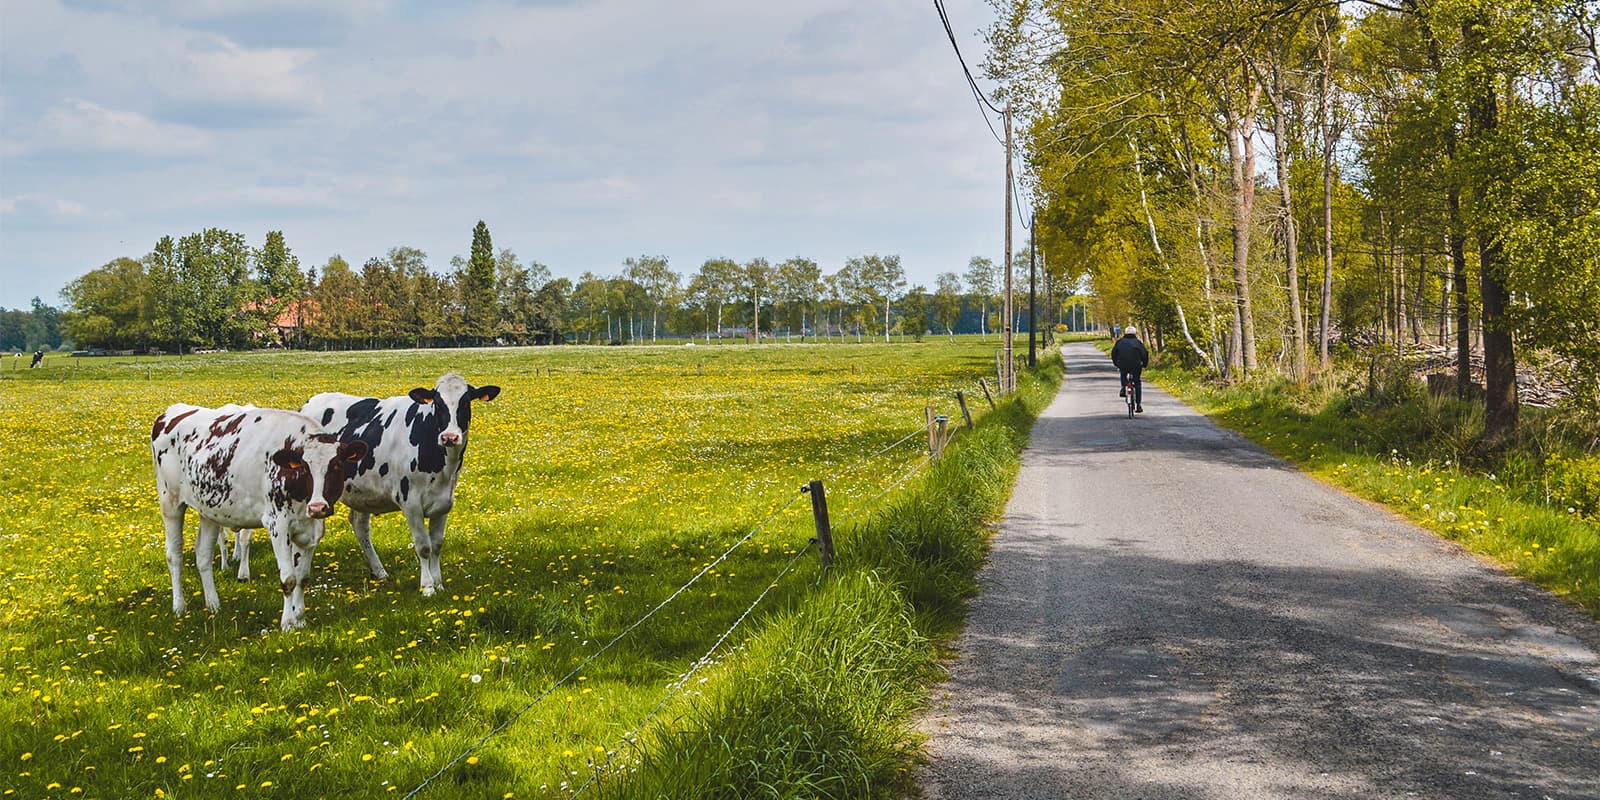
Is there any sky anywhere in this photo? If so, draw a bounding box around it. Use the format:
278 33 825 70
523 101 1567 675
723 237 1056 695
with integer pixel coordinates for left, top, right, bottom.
0 0 1014 311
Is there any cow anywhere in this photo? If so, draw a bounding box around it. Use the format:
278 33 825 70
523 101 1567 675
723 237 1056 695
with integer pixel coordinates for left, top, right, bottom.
151 403 368 630
291 373 502 596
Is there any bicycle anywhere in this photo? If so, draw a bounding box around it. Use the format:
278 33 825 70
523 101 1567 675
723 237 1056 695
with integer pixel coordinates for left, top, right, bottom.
1124 375 1137 418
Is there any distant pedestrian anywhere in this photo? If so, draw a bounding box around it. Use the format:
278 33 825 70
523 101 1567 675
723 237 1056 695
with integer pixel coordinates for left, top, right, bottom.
30 350 44 369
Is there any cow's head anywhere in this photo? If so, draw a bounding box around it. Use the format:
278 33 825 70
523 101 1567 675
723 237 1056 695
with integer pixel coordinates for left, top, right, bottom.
408 373 501 448
270 436 370 517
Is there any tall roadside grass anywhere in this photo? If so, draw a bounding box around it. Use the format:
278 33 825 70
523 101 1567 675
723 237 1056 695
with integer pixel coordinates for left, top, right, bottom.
594 354 1065 799
1147 355 1600 617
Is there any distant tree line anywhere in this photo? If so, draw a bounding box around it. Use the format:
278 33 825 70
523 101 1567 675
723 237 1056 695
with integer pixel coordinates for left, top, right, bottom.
0 298 65 353
57 220 1076 352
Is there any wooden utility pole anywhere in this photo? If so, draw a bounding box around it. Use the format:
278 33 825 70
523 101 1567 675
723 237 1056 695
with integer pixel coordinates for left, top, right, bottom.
1028 209 1037 368
1003 102 1015 392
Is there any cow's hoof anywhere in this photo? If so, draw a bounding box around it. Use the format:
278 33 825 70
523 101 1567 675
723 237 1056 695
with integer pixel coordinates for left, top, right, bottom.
369 571 389 582
421 585 435 597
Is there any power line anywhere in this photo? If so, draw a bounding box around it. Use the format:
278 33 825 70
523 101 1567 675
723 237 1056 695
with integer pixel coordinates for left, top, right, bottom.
933 0 1005 147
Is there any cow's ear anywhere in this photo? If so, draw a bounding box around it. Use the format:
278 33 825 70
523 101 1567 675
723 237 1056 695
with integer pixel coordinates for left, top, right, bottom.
271 448 304 470
473 385 501 402
339 440 369 464
409 388 435 405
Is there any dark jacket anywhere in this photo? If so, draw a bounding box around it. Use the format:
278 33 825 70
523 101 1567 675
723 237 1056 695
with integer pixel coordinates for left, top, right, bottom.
1111 335 1149 372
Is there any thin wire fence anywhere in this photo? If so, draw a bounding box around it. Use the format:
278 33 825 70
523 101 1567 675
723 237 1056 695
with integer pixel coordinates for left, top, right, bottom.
568 540 817 799
399 489 806 800
401 395 973 799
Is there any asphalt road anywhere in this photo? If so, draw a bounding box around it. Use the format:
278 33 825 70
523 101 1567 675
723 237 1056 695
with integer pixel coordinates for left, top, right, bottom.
918 342 1600 799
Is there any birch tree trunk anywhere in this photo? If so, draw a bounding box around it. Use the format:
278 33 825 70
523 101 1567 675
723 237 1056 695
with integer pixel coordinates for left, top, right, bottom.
1223 85 1262 375
1131 135 1217 372
1268 61 1308 380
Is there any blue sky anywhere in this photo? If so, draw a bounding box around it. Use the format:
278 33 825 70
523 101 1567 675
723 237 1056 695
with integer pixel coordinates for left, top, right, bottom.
0 0 1011 310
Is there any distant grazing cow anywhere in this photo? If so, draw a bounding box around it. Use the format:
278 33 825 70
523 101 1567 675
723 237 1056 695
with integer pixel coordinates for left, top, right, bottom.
151 403 367 630
296 373 502 595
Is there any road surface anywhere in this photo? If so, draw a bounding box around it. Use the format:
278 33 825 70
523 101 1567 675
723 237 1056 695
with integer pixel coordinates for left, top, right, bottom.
918 342 1600 799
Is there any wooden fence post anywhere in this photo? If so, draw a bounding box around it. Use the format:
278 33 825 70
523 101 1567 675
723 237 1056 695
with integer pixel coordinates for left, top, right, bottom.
804 480 834 571
978 378 996 409
956 391 973 429
925 406 938 457
934 415 948 459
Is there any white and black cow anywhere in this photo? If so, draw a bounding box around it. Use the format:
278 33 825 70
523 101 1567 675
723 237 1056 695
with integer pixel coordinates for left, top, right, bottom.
298 373 501 595
151 403 367 630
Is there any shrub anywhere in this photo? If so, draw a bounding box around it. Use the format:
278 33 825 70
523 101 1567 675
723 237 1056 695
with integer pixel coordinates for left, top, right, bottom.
1546 453 1600 520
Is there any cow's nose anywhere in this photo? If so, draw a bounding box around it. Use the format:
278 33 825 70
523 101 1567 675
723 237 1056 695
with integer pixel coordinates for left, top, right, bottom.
441 432 461 446
307 501 330 518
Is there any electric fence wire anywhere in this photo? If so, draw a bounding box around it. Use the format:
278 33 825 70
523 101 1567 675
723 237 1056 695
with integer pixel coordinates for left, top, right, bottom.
399 489 808 800
567 539 818 799
828 453 937 530
820 425 927 486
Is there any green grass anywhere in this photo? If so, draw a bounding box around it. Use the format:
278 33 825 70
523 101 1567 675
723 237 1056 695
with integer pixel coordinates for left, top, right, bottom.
1 342 1062 799
1143 356 1600 617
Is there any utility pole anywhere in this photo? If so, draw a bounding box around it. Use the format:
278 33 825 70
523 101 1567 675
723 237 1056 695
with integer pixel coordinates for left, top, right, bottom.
1028 208 1037 368
1003 102 1015 392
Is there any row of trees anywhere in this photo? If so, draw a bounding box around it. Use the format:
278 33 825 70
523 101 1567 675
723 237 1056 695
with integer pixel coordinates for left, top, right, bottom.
0 298 65 353
986 0 1600 439
60 221 1071 352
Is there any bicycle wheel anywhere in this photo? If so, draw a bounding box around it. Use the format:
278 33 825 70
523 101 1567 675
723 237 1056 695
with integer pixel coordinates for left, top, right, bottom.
1126 383 1135 418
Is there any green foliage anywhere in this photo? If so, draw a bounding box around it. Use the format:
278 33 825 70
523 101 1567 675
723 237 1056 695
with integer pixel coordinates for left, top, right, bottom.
1545 453 1600 520
463 220 498 340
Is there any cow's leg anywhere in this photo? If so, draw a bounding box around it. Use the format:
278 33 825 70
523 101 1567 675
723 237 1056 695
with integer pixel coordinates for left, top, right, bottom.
278 521 323 630
402 507 435 596
266 520 304 630
195 517 222 612
350 511 388 581
163 508 188 617
234 529 252 581
215 528 230 570
426 513 448 593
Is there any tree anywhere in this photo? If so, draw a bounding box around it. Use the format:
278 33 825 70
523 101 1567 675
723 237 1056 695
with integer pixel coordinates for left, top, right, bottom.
462 221 497 343
310 255 360 348
494 248 537 344
254 230 303 341
741 258 774 341
900 285 931 342
934 272 964 340
776 257 822 342
964 256 998 341
624 255 677 342
176 228 254 349
61 257 150 349
849 254 906 343
693 258 740 338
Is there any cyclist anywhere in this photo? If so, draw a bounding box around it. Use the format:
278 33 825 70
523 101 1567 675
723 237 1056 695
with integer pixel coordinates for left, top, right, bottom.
1111 326 1148 413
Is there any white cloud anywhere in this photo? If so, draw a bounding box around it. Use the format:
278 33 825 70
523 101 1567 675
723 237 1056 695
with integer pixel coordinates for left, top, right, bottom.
32 100 212 156
165 37 324 115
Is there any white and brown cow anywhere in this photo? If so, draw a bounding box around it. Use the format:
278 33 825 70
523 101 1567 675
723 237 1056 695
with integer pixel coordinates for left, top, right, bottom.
297 373 501 595
151 403 367 630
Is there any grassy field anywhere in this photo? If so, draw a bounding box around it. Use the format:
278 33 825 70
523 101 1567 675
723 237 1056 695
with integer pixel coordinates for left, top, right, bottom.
1 342 1058 799
1142 355 1600 618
